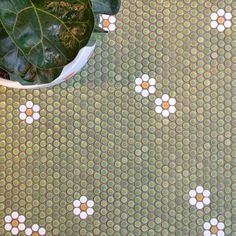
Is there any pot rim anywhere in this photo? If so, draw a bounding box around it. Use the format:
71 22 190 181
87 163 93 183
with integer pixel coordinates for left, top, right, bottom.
0 44 96 89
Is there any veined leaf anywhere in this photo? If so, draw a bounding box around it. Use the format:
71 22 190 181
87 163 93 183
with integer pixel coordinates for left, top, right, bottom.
91 0 121 15
0 0 95 69
0 0 121 85
0 26 61 85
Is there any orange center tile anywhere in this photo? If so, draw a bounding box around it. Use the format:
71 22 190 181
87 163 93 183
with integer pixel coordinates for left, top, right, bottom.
196 193 204 201
80 203 88 211
32 232 39 236
162 101 170 109
210 226 218 234
102 19 110 27
26 108 33 116
141 81 149 89
11 219 19 227
217 16 225 24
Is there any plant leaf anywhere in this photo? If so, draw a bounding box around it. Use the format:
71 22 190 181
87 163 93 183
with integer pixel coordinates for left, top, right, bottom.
0 0 95 69
0 26 61 85
91 0 121 15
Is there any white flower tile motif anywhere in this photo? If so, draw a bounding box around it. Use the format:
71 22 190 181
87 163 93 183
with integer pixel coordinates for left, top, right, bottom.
4 212 26 235
19 101 40 124
73 196 94 219
135 74 156 97
210 9 232 32
25 224 46 236
189 186 210 209
99 14 117 32
155 94 176 117
204 218 225 236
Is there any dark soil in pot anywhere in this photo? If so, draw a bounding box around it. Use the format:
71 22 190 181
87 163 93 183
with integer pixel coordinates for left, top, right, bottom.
0 68 9 80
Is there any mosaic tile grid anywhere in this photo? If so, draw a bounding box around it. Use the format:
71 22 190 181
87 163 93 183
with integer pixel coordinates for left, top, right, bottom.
1 0 236 235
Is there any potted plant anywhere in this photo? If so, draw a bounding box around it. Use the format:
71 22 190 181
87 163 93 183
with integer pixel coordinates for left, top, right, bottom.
0 0 121 89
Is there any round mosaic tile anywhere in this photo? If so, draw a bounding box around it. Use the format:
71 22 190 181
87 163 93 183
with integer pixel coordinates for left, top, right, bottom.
0 0 236 235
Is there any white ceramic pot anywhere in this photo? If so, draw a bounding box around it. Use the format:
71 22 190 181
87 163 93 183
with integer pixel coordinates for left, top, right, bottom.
0 44 96 89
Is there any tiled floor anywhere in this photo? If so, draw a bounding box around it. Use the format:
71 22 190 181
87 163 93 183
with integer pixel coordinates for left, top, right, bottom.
0 0 236 235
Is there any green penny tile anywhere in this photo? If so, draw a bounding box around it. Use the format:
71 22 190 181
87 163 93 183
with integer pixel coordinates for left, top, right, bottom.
0 0 236 235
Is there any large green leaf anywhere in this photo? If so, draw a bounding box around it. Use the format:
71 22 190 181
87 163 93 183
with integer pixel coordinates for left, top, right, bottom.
0 26 61 85
0 0 121 85
0 0 95 70
91 0 121 15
